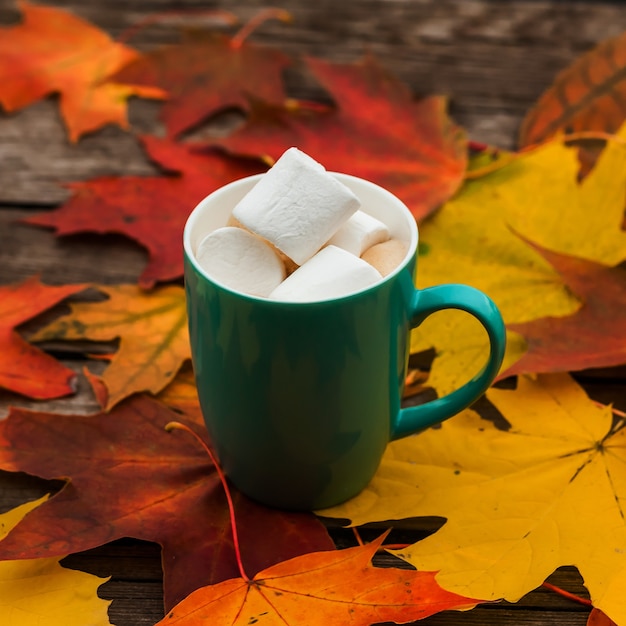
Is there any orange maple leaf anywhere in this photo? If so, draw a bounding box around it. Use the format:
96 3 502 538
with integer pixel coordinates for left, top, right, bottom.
31 283 191 410
0 1 164 141
157 534 476 626
0 275 86 399
519 30 626 147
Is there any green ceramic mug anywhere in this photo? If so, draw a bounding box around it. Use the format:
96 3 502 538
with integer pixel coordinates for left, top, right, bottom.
184 173 506 510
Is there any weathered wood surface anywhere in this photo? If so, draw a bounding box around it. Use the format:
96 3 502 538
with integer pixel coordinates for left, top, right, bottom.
1 0 625 624
2 0 626 205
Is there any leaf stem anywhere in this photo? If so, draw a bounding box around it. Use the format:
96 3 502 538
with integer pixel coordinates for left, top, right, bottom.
352 527 365 546
165 421 250 581
541 582 592 607
230 9 292 49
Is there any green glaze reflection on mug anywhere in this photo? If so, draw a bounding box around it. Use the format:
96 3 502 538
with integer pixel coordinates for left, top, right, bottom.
184 173 506 510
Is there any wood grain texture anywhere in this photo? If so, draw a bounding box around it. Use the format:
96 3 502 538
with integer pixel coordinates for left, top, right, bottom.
0 208 148 284
1 1 623 624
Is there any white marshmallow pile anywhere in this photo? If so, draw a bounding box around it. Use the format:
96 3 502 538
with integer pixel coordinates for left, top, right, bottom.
194 147 407 302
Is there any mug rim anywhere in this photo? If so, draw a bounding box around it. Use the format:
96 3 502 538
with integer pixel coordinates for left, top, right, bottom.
183 172 419 305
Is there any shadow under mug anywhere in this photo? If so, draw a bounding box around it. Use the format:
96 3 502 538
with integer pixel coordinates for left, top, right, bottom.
183 173 506 510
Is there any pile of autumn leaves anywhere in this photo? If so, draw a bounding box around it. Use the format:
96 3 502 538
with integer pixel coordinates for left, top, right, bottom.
1 2 626 625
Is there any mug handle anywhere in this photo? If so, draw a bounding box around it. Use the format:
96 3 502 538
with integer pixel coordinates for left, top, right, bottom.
391 284 506 440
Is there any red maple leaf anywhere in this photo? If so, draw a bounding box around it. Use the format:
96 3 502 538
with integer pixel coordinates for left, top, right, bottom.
0 276 86 399
0 1 164 141
22 136 265 288
215 55 468 220
0 395 334 611
503 245 626 378
112 26 291 138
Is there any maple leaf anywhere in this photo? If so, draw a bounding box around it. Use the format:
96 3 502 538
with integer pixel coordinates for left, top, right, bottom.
157 533 476 626
112 19 292 138
0 1 164 142
503 244 626 377
22 136 265 287
0 395 335 611
486 132 626 267
216 54 468 221
409 131 626 396
0 275 86 399
519 30 626 146
0 497 112 626
320 373 626 625
31 283 190 410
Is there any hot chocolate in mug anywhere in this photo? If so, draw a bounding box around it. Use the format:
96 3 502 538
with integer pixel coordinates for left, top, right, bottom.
183 172 506 510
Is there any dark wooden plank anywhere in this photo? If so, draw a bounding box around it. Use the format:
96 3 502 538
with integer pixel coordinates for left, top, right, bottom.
62 539 164 581
0 101 159 206
97 581 165 626
0 207 148 284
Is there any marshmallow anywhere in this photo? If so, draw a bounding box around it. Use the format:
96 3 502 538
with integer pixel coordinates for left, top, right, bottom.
231 147 360 266
196 227 285 297
227 213 299 275
269 245 382 302
361 239 408 277
326 210 390 256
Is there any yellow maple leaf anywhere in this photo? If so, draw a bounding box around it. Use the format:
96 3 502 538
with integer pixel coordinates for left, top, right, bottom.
32 284 190 409
320 373 626 624
0 497 111 625
0 1 164 141
485 131 626 267
411 165 577 394
411 313 526 396
411 129 626 395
